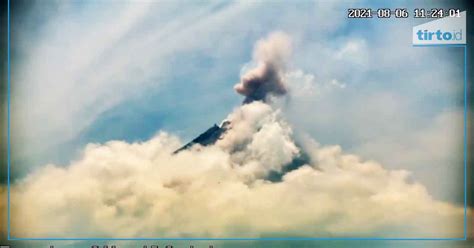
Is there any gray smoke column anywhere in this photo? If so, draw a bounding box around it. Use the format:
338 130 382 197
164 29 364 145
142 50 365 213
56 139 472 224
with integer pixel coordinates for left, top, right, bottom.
234 32 292 103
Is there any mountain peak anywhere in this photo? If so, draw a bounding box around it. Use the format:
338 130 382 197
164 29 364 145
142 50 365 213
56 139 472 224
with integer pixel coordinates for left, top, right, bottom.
173 123 228 154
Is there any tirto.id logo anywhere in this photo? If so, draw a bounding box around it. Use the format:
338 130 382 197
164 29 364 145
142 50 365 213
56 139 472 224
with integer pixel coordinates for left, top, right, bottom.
412 11 466 45
415 29 463 41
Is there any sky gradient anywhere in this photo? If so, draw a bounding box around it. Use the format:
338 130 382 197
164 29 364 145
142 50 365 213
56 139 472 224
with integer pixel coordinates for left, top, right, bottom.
1 0 472 244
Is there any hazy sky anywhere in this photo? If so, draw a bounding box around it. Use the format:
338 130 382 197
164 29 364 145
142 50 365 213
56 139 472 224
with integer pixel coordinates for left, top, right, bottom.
4 1 468 240
10 0 465 203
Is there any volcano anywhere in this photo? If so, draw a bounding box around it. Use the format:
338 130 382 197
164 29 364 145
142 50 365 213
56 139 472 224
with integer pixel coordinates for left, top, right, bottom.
174 119 310 181
173 120 230 154
174 32 310 180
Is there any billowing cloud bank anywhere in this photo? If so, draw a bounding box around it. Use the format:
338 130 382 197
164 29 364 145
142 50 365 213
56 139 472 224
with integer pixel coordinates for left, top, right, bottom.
4 101 466 238
1 32 467 238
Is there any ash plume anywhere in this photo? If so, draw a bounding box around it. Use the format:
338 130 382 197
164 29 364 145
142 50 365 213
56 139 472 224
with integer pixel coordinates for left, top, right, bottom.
1 32 468 239
2 101 466 238
234 32 292 103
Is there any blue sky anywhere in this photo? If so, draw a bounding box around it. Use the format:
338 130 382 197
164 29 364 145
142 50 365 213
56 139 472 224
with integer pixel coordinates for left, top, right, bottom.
10 0 465 206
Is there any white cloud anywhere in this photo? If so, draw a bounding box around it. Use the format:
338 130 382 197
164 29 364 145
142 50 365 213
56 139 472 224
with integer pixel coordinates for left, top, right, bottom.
335 39 368 67
283 18 465 203
3 102 467 238
285 70 346 98
6 2 468 239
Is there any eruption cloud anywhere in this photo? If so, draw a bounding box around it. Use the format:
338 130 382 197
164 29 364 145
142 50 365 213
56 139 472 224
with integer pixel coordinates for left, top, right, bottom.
1 32 468 238
234 32 291 103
